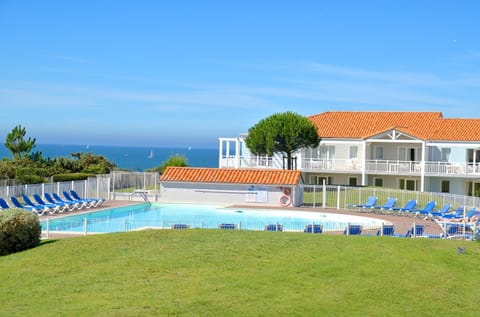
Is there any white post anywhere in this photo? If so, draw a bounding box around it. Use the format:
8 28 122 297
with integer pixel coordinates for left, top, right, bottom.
235 138 241 168
84 218 88 235
322 179 326 209
420 141 426 192
362 141 367 186
46 217 50 239
337 186 340 209
218 138 224 167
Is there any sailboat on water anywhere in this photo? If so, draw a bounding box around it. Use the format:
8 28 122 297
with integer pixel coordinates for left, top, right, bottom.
147 149 154 159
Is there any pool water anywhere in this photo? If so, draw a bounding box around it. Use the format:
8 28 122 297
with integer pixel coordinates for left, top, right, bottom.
41 203 386 234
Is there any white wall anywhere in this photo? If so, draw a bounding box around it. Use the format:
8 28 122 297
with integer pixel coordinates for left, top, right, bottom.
160 182 301 207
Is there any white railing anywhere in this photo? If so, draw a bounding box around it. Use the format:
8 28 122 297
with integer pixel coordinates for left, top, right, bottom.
220 155 275 169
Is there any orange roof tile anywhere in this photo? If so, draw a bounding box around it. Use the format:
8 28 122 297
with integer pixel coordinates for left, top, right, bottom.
160 167 302 185
308 111 480 141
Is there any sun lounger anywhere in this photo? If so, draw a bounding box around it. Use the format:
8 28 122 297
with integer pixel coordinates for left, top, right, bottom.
304 224 323 234
32 194 67 213
343 224 362 235
23 194 61 214
171 224 190 229
10 196 51 216
428 203 451 219
44 193 79 211
0 198 10 209
349 196 377 210
264 224 283 232
63 191 94 208
391 199 417 215
218 223 237 230
393 224 424 237
413 201 436 218
70 190 105 208
53 192 88 209
373 197 397 212
376 224 395 236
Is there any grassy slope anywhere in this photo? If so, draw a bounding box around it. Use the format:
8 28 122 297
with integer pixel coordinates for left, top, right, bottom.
0 230 479 317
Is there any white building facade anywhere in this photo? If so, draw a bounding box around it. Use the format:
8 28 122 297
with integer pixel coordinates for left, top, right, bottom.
219 112 480 197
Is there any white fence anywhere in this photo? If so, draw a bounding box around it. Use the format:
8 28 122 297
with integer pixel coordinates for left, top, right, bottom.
0 171 160 203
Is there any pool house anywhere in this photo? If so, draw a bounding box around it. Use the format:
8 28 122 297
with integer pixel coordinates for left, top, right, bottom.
159 166 303 207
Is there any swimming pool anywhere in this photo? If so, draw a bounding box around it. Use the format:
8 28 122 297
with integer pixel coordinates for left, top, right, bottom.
41 203 388 234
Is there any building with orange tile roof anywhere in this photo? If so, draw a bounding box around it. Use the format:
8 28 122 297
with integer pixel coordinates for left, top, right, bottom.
160 167 303 207
219 111 480 197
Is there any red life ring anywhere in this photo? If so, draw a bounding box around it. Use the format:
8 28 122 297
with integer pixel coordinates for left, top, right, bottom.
280 195 292 207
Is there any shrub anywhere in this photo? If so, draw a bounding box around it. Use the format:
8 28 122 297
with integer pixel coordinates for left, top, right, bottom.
52 173 93 182
0 208 41 256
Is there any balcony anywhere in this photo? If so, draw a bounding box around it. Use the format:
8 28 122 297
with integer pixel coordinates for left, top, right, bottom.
220 155 275 169
220 155 480 178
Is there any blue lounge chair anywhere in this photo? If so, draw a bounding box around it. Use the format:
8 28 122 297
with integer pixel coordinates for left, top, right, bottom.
350 196 377 210
445 224 460 238
63 191 94 208
439 206 472 219
376 224 395 236
0 198 10 209
304 224 323 234
373 197 397 211
264 224 283 232
171 224 190 229
70 190 105 208
44 193 79 211
391 199 417 215
394 224 424 237
32 194 66 213
218 223 237 230
53 192 87 210
23 194 59 214
427 203 450 219
412 201 436 218
10 196 50 216
441 206 464 219
343 224 362 235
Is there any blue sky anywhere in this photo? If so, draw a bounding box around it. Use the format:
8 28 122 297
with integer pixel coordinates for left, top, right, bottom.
1 1 480 148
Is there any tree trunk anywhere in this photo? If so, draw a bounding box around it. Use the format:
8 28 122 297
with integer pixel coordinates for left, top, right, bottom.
287 152 292 170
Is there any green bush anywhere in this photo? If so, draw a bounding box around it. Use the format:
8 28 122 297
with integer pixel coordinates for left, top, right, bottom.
0 208 41 256
52 173 93 182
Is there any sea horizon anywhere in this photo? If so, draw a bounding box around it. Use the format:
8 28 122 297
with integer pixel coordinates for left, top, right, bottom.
0 143 219 171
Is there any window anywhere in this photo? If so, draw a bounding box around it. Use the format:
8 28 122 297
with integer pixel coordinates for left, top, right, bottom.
399 179 417 191
467 181 480 197
311 175 333 185
374 178 383 187
375 146 384 160
467 149 480 165
441 148 451 162
441 180 450 193
349 177 357 186
319 146 335 159
349 146 358 159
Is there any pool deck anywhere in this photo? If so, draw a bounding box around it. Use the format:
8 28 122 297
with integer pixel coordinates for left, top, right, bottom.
40 200 446 239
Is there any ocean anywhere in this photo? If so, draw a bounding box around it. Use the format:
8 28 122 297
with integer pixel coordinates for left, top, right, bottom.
0 144 219 171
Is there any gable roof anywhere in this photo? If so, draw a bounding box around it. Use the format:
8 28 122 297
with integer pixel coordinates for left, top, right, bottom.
160 167 302 185
308 111 480 141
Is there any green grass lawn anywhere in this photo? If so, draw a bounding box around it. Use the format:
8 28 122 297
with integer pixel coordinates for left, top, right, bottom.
1 230 479 316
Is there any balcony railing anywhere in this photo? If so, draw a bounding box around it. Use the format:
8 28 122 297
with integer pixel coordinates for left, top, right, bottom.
220 155 274 169
220 155 480 178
